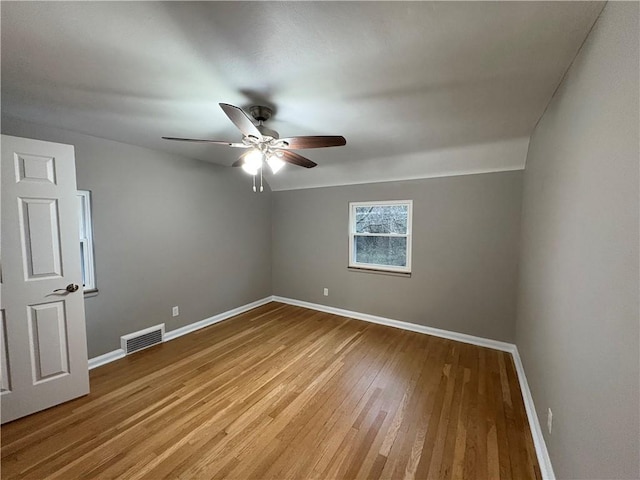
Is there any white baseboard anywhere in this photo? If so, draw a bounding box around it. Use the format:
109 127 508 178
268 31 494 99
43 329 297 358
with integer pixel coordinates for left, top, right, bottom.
511 346 556 479
272 295 555 479
163 296 272 342
88 294 554 479
88 296 271 370
88 348 125 369
272 295 515 352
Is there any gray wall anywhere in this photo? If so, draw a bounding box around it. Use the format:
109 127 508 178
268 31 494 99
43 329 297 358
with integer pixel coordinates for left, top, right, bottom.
2 118 272 358
516 3 639 479
272 171 523 343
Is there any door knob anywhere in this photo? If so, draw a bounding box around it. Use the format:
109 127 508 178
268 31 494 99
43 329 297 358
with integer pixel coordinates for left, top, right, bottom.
53 284 79 293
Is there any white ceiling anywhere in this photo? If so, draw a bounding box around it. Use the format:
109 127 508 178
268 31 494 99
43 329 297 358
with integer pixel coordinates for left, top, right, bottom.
1 1 603 190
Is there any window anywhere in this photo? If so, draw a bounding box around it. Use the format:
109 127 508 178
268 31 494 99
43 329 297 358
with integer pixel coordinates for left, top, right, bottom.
349 200 412 274
77 190 96 291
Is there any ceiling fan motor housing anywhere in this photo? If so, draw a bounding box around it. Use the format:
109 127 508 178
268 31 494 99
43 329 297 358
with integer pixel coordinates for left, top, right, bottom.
256 124 279 139
249 105 273 122
249 106 278 138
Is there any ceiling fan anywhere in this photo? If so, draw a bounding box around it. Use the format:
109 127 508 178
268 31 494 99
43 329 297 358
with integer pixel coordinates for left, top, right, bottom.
163 103 346 191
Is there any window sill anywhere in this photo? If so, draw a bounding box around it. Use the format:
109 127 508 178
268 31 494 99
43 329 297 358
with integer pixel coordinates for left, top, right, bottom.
83 288 99 298
347 266 411 278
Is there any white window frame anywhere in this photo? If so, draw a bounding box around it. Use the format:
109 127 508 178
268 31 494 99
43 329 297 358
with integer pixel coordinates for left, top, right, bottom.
348 200 413 274
77 190 96 291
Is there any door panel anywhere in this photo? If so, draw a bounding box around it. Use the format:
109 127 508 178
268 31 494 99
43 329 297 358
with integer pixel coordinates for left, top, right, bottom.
1 135 89 424
15 153 57 184
28 301 70 381
1 311 11 394
18 197 63 279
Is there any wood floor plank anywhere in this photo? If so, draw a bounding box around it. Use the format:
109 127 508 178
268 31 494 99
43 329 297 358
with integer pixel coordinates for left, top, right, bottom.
460 346 479 480
0 302 541 479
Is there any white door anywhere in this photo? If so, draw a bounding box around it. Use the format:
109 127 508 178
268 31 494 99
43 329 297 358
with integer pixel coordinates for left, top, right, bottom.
1 135 89 424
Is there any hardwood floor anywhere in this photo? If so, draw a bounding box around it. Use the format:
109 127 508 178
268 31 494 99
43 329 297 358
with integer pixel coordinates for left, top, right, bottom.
1 302 540 479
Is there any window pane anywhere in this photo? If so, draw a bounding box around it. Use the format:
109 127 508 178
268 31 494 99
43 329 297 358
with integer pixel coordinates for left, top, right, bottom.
78 195 86 237
80 241 86 286
354 235 407 267
355 205 408 234
77 190 95 290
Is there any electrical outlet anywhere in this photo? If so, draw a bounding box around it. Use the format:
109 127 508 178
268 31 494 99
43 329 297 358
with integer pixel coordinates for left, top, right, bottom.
172 306 179 317
323 288 329 296
547 408 553 434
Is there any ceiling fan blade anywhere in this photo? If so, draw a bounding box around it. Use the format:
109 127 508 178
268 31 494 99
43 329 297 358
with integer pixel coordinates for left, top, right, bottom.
231 150 253 167
219 103 262 139
281 150 317 168
162 136 247 148
279 136 346 149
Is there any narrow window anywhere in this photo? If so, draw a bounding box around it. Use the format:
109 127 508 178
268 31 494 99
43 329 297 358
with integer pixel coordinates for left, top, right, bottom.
77 190 96 291
349 200 413 274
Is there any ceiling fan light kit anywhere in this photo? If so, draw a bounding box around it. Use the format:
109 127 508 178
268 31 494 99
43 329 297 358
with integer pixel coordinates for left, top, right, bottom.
267 154 285 174
241 149 263 175
163 102 346 192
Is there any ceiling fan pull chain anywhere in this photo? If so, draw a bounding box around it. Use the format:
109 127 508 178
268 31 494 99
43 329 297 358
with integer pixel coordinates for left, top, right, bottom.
260 165 264 192
252 174 257 193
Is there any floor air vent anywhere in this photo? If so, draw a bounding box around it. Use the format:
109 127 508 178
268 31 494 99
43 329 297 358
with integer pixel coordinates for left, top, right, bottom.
121 324 165 354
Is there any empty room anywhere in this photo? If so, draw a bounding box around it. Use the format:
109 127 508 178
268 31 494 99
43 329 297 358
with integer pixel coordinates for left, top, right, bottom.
1 2 638 479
